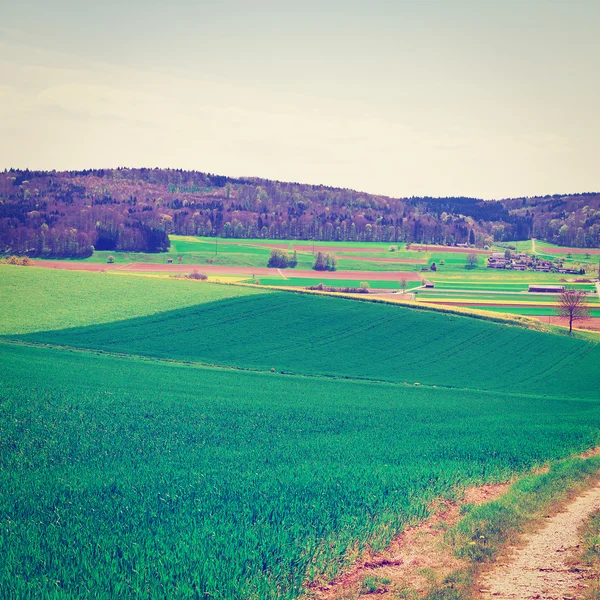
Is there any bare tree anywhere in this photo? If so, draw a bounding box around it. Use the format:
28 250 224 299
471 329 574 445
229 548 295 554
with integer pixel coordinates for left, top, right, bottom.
399 278 408 293
555 289 590 333
465 253 478 269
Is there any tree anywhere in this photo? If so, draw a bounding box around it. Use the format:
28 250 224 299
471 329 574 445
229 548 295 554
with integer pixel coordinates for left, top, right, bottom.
555 289 590 333
399 278 408 293
465 253 478 269
313 252 336 271
469 229 475 245
313 252 327 271
267 249 290 268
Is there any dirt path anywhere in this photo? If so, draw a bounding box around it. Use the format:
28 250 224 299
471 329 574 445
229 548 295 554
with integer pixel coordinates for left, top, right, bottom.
30 260 423 280
478 483 600 599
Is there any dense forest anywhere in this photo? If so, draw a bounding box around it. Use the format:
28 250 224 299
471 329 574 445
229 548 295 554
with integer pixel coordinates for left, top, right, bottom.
0 168 598 257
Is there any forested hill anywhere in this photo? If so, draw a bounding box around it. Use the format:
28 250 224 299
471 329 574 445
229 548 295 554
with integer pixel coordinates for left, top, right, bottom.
1 168 599 257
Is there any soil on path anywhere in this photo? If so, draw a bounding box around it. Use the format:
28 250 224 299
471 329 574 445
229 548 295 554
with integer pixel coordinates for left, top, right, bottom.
478 483 600 600
305 483 509 600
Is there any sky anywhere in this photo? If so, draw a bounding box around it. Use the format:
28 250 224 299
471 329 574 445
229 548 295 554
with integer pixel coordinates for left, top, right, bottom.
0 0 598 199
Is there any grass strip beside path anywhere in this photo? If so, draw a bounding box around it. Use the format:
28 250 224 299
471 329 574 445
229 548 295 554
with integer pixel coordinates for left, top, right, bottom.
426 455 600 599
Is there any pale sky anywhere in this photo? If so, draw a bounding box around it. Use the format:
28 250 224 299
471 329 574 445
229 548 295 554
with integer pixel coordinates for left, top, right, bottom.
0 0 598 199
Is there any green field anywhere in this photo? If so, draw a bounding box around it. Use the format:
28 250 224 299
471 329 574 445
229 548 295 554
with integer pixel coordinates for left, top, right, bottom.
1 266 600 598
0 265 266 334
250 277 422 290
12 289 600 399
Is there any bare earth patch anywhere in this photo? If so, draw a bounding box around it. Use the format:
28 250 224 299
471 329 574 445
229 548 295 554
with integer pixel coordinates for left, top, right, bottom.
31 261 424 280
305 483 509 599
478 483 600 599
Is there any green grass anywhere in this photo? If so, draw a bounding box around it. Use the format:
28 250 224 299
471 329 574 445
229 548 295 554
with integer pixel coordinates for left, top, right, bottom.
575 509 600 599
413 455 600 599
449 456 600 563
2 342 600 599
0 264 267 334
251 277 422 289
430 282 596 292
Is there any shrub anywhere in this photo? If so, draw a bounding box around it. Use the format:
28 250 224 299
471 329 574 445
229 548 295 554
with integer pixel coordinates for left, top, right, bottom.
306 284 368 294
4 256 31 266
187 270 208 280
107 255 115 264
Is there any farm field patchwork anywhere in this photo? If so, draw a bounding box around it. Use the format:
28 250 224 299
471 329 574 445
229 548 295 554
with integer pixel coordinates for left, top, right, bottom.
2 252 600 599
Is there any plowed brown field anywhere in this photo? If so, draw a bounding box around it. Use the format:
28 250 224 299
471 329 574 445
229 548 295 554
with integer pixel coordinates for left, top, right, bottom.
31 260 423 280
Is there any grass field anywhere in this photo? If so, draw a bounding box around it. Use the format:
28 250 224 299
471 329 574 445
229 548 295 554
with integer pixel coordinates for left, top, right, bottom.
12 287 600 400
248 277 423 290
0 264 267 334
1 262 600 598
2 340 600 599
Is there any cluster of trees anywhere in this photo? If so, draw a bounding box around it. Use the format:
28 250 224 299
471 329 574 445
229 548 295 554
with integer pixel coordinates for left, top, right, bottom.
0 168 598 258
267 249 298 268
313 252 337 271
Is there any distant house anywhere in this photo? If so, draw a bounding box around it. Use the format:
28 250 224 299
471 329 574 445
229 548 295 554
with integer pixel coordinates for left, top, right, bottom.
528 285 565 293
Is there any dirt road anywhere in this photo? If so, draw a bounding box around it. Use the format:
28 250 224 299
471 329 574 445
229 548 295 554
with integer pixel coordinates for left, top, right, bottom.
479 483 600 599
30 260 423 280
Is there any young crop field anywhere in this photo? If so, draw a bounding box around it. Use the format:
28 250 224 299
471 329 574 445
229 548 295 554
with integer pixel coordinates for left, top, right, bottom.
12 286 600 400
0 264 267 334
2 341 600 600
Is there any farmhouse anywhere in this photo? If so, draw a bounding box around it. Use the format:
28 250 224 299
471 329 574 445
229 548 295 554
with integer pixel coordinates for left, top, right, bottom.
528 285 565 293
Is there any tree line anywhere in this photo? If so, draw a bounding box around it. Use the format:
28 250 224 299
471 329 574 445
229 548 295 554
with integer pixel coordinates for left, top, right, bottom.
0 168 598 257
